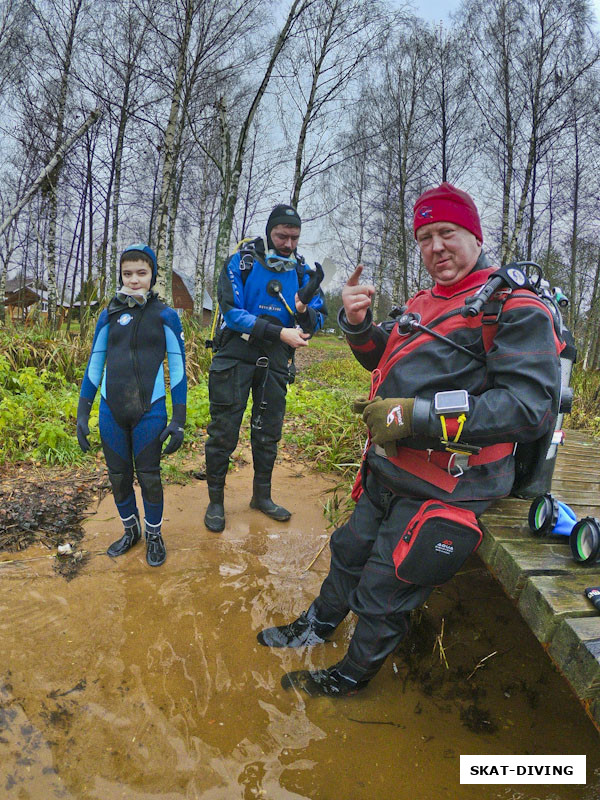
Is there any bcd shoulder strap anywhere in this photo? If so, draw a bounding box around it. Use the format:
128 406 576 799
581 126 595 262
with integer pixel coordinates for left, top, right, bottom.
481 290 565 355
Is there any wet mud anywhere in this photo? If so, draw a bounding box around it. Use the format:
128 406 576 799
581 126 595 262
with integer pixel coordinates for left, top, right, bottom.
1 457 599 799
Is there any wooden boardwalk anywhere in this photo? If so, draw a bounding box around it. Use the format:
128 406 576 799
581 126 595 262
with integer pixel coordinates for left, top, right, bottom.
479 429 600 733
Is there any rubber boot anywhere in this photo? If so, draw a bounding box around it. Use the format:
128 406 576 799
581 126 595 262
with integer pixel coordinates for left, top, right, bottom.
145 521 166 567
257 605 336 647
249 482 291 521
204 486 225 532
281 663 369 697
107 513 141 557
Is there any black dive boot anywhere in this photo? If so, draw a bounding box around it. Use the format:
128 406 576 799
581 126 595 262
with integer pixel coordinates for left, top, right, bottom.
145 521 166 567
281 664 369 698
249 481 291 521
257 607 335 647
204 486 225 532
107 513 141 557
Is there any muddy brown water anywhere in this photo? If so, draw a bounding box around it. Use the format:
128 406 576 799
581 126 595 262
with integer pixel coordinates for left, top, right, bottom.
1 458 599 799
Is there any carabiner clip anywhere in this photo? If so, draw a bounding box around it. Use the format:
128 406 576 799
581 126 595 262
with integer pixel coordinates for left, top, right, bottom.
447 452 464 478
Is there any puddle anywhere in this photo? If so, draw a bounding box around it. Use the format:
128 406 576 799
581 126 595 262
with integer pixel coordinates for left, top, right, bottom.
1 461 599 799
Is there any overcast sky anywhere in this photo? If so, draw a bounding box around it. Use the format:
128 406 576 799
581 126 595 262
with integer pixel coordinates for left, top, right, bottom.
408 0 461 24
310 0 600 278
409 0 600 27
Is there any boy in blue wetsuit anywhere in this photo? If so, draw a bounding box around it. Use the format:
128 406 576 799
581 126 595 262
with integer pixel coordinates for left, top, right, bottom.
204 204 326 532
76 244 187 567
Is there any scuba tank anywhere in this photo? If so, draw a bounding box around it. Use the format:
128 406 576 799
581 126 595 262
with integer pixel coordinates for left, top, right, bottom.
510 278 576 498
462 262 576 499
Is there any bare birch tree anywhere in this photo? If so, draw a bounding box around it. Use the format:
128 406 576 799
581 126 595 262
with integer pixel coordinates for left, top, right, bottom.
275 0 389 208
463 0 600 261
210 0 310 287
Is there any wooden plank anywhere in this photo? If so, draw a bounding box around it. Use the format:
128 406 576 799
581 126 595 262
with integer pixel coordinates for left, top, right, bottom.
478 515 574 563
550 479 600 494
478 522 543 563
548 617 600 699
481 512 531 527
591 697 600 734
517 573 599 643
486 539 575 599
476 428 600 731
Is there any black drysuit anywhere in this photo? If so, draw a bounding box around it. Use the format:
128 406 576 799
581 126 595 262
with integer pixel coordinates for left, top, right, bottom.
205 248 326 488
310 255 563 683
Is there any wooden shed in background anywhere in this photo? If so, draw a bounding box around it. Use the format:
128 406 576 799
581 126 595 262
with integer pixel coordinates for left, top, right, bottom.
172 271 212 325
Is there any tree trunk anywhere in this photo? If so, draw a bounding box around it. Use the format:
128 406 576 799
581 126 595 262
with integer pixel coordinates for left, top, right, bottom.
43 0 85 328
372 218 390 322
166 163 186 307
0 259 6 325
506 130 536 261
582 248 600 368
290 4 335 207
45 189 59 328
60 189 86 314
213 0 308 287
569 118 579 332
193 208 207 319
154 0 195 302
109 90 132 296
0 109 101 238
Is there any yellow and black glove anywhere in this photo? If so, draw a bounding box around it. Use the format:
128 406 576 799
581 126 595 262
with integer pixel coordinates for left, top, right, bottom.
361 397 415 445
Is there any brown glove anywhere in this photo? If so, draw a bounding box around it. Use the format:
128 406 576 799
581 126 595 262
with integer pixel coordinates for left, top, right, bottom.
352 395 382 415
362 397 415 445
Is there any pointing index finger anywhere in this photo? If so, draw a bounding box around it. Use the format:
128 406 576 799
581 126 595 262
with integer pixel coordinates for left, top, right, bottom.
346 264 364 286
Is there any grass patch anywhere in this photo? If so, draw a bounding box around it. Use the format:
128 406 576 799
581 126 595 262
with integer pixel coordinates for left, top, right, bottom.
567 365 600 439
281 336 370 479
3 323 597 483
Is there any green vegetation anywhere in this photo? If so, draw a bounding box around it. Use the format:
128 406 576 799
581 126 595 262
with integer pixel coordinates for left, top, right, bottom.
1 323 599 475
0 355 81 464
283 339 370 477
568 366 600 439
0 320 212 466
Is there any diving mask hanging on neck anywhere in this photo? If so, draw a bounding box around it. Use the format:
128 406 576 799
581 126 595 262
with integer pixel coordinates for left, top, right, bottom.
116 286 151 307
264 250 298 273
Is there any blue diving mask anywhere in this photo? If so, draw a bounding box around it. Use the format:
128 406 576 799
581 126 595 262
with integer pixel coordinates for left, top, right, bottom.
116 287 151 307
264 250 298 273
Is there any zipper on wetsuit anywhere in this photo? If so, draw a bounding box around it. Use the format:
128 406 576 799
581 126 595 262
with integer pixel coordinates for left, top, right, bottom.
131 305 148 411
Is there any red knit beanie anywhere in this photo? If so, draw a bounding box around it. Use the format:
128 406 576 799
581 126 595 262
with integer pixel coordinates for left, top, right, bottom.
413 182 483 242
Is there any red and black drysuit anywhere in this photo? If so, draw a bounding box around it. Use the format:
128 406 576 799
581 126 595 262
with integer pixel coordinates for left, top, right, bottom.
309 253 563 685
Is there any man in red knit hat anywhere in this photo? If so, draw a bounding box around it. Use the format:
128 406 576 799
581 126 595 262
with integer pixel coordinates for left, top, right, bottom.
257 183 563 697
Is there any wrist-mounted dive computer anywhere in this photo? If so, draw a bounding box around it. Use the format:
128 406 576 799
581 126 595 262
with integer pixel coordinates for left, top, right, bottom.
434 390 480 456
434 390 470 416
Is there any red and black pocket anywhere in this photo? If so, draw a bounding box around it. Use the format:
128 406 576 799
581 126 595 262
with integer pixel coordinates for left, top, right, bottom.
392 499 482 586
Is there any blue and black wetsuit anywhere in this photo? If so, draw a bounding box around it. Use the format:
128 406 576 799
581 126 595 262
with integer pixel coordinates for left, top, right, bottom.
80 294 187 527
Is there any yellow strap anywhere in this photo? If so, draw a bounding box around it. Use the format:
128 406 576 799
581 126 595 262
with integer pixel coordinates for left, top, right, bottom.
440 413 467 444
454 413 466 442
440 415 449 440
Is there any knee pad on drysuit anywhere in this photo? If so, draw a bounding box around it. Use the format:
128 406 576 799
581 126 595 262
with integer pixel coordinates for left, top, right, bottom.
137 469 163 505
107 468 134 504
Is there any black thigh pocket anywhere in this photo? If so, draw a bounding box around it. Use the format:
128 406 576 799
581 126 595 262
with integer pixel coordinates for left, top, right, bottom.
208 358 240 406
392 499 482 586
